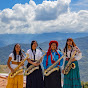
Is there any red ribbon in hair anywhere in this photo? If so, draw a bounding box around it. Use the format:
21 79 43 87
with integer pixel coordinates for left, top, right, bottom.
46 40 60 66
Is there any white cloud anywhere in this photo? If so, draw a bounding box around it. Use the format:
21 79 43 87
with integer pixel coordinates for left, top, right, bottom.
0 0 88 34
35 0 70 20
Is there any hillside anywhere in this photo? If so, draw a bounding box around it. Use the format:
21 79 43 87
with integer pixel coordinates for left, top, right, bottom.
0 36 88 81
0 65 9 73
0 33 88 47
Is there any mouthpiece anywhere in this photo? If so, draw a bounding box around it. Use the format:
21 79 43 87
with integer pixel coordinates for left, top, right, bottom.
22 49 25 53
59 48 61 51
39 47 42 51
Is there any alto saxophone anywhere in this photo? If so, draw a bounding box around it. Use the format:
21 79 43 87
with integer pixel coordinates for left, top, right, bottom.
64 49 77 75
25 47 46 75
9 50 29 78
44 49 65 76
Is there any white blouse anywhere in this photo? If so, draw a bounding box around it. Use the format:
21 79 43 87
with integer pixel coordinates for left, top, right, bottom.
9 53 24 72
9 53 24 62
62 46 82 69
27 49 42 61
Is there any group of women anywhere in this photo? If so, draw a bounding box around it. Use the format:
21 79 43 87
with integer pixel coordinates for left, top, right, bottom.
6 38 82 88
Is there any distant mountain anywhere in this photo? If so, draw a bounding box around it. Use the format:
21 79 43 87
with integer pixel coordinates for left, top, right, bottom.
0 32 88 47
0 36 88 82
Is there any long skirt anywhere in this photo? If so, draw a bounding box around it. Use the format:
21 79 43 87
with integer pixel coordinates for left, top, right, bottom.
63 61 82 88
6 75 23 88
26 63 44 88
44 69 62 88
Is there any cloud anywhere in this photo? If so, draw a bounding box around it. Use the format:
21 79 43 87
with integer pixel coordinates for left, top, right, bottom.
35 0 70 21
0 0 88 34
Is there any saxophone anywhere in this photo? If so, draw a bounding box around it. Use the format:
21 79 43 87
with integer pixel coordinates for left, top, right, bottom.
64 48 77 75
25 47 46 76
44 49 65 76
9 50 29 78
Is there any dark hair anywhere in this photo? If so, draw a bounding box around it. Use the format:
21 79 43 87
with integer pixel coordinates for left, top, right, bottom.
64 38 76 57
13 43 23 61
31 40 38 51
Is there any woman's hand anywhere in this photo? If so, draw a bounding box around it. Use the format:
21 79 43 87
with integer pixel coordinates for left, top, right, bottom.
11 68 14 73
71 58 76 62
62 69 64 74
57 66 59 68
27 58 40 66
33 62 40 66
21 63 24 66
39 58 42 63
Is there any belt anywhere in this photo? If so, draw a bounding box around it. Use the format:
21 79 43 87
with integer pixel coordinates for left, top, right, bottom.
66 58 70 61
11 61 21 65
31 60 38 62
66 58 77 62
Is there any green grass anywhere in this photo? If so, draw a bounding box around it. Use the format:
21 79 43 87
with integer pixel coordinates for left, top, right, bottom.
81 81 88 88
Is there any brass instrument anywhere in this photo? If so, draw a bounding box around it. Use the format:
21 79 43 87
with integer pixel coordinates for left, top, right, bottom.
9 49 29 78
64 48 77 75
25 47 46 75
44 49 65 76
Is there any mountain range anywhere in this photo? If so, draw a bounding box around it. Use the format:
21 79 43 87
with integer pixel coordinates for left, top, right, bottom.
0 32 88 47
0 36 88 82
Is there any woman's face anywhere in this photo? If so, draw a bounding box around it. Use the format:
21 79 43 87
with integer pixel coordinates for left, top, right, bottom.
67 40 72 46
15 44 21 52
51 43 57 50
32 41 37 50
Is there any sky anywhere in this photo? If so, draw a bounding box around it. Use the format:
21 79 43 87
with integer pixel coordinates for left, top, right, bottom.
0 0 88 34
0 0 88 11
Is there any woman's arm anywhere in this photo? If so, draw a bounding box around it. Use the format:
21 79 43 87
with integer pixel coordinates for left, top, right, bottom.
72 46 82 61
7 57 14 73
42 55 47 69
58 51 64 67
27 58 40 66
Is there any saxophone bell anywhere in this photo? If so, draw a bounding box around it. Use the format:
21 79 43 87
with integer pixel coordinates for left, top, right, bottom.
71 63 76 69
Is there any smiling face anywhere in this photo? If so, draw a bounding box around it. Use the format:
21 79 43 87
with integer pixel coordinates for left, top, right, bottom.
15 44 21 53
32 41 37 50
51 43 57 50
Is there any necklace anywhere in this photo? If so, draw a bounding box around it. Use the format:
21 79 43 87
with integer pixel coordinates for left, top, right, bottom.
51 52 55 60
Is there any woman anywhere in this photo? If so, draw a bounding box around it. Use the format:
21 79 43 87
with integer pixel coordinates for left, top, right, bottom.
6 43 24 88
62 38 82 88
26 40 44 88
43 40 63 88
